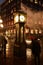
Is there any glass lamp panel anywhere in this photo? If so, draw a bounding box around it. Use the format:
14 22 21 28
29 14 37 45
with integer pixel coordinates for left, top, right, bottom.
14 12 26 24
20 14 25 22
14 14 19 24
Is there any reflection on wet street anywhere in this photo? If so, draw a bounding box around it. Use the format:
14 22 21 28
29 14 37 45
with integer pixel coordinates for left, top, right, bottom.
0 39 43 65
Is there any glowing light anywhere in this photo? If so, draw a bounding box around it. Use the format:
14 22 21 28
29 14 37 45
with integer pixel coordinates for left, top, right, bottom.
30 29 34 34
35 29 38 34
14 12 26 24
0 24 4 28
14 15 19 23
0 19 3 23
6 43 9 57
25 39 32 44
20 15 25 22
26 48 32 58
6 31 8 35
30 0 33 2
0 16 3 23
38 38 40 41
35 0 38 4
39 30 42 34
25 28 29 33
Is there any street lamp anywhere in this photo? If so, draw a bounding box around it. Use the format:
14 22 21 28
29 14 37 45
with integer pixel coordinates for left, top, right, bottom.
14 11 26 57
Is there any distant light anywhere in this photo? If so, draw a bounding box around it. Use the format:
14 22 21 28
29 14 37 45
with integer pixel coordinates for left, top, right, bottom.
0 16 3 23
6 43 9 57
35 29 38 34
0 24 4 28
25 28 29 33
0 19 3 23
30 29 34 34
35 0 38 4
30 0 33 2
25 39 32 44
9 0 11 3
42 4 43 7
38 38 40 40
26 48 32 58
39 30 42 34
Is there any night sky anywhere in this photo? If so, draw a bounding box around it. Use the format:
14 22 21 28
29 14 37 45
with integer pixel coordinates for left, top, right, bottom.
0 0 5 4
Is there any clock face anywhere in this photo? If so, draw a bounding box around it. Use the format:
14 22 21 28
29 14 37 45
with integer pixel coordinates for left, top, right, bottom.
20 15 25 22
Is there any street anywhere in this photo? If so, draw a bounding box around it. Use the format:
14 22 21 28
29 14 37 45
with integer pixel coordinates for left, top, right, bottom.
0 38 43 65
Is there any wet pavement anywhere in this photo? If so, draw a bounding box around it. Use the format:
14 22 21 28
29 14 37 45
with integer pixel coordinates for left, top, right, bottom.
0 54 43 65
0 39 43 65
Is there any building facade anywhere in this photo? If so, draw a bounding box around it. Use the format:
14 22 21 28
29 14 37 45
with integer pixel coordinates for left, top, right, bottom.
1 0 21 36
0 0 43 36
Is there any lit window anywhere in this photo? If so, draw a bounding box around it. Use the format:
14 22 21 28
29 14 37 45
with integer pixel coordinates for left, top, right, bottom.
42 4 43 7
25 28 29 33
30 0 33 2
9 0 11 3
35 29 38 34
0 24 3 28
11 10 13 14
11 30 13 33
30 29 34 34
39 1 41 5
38 21 41 24
26 48 32 58
35 0 38 4
39 30 42 34
11 0 13 1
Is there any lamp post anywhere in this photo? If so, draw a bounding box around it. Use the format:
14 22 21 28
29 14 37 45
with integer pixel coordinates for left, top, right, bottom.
14 11 26 57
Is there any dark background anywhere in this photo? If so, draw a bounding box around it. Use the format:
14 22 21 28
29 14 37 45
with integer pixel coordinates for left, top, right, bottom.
0 0 5 4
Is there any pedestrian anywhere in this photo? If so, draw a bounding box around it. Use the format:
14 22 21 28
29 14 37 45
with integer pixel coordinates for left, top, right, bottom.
32 37 41 65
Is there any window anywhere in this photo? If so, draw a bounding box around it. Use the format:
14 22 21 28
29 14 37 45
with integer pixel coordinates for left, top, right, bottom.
30 0 33 2
35 0 38 4
9 0 13 3
9 0 11 3
39 30 42 34
30 29 34 34
35 29 38 34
